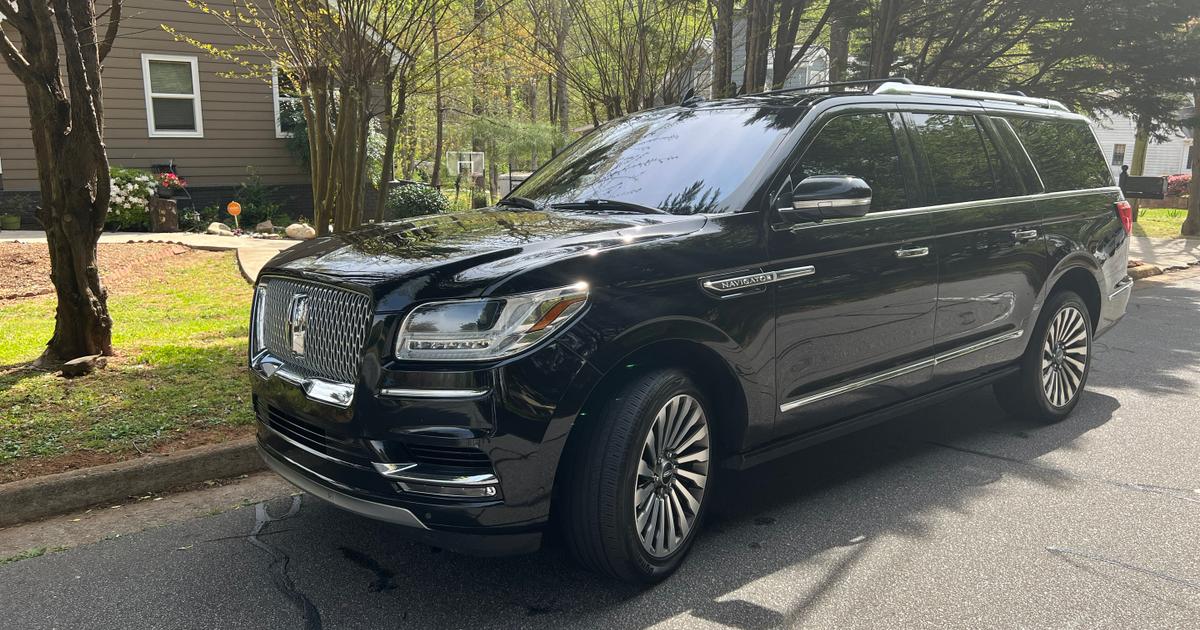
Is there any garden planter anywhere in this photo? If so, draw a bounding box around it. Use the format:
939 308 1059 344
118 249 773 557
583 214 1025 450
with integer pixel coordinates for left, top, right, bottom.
155 186 176 199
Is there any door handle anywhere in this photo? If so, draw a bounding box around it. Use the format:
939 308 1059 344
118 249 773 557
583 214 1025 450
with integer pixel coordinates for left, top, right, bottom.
894 246 930 259
1012 229 1039 241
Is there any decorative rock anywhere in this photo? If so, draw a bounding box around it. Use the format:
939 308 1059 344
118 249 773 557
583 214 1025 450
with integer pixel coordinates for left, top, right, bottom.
206 222 233 235
255 220 274 234
60 354 107 378
285 223 316 240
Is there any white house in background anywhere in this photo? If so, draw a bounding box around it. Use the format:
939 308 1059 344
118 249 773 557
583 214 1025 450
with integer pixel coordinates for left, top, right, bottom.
680 17 830 100
1091 105 1195 182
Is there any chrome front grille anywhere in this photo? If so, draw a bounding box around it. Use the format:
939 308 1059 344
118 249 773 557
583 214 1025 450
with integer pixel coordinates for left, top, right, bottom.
257 277 373 384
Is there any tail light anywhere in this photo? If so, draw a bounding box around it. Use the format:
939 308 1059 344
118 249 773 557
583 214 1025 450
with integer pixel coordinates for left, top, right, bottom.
1115 200 1133 234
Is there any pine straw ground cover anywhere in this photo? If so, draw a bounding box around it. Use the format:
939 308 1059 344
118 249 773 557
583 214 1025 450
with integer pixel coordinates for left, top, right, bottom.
0 245 255 482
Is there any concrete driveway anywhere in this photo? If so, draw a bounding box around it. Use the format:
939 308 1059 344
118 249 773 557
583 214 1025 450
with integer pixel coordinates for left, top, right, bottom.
2 230 297 282
1 270 1198 629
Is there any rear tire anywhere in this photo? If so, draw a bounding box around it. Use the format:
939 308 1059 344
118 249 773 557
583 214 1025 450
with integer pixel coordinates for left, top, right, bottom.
994 290 1092 423
559 369 713 583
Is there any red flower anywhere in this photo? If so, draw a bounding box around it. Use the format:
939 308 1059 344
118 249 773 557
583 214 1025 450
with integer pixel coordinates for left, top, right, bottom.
158 172 188 189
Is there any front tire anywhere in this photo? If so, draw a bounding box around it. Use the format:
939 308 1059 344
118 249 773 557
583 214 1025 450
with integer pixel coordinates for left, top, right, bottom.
560 369 712 583
994 290 1092 423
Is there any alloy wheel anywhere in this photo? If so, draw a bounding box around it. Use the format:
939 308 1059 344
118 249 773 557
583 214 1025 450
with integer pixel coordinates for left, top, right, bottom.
1041 305 1089 408
634 394 710 558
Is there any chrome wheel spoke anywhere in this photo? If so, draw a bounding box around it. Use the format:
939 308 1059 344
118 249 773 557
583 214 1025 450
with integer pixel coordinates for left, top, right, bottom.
1041 305 1089 409
633 393 710 558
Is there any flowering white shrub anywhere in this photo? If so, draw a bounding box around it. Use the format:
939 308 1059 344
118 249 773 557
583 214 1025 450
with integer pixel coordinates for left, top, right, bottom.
107 167 155 230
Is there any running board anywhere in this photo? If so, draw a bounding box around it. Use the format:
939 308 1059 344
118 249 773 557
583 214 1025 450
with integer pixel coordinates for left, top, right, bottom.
721 365 1020 471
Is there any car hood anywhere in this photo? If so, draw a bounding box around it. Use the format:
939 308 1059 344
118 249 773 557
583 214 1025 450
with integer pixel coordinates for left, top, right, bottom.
261 208 706 299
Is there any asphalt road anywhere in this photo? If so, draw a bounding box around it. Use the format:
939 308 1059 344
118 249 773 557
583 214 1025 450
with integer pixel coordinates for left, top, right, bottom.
4 270 1200 629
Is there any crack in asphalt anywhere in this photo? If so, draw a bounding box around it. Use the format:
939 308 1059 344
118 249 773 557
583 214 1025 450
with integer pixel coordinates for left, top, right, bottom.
1047 547 1200 591
248 496 323 630
926 441 1200 505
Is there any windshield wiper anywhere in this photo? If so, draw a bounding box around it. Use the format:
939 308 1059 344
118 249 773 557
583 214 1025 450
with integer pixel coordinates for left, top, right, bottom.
549 198 668 214
497 196 540 211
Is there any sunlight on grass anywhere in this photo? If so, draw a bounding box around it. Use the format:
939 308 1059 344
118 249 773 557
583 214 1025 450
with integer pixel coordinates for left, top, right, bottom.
0 253 254 472
1132 207 1190 239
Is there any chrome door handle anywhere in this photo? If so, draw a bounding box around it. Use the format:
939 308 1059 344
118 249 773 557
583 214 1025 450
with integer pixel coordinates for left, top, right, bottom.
894 246 930 259
1012 229 1039 241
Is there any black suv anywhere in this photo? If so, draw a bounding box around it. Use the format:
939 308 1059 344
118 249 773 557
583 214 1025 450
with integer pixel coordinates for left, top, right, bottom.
250 80 1131 583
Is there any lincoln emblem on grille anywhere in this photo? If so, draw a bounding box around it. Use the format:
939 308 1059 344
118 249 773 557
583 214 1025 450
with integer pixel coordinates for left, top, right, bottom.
288 293 309 356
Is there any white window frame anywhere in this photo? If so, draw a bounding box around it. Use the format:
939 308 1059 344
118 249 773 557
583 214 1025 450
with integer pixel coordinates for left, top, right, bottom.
1111 143 1126 166
272 66 301 139
141 53 204 138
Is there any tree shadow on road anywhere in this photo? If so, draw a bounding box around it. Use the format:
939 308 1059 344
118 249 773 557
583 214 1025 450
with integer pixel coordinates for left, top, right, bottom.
1087 277 1200 397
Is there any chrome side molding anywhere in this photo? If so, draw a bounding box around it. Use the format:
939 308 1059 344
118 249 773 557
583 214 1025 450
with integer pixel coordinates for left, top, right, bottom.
779 329 1024 413
702 265 816 294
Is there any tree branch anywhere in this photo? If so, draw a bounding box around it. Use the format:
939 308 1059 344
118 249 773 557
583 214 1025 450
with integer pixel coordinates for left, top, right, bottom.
98 0 122 61
0 24 33 82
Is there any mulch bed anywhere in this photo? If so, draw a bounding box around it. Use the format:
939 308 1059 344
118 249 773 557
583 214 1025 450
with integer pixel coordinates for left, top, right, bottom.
0 242 198 301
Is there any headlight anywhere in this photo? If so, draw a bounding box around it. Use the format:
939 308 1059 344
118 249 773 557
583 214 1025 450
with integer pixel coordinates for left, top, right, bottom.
395 282 589 361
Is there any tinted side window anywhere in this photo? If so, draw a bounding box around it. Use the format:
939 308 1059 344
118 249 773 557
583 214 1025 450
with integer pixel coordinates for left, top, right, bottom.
908 113 996 204
1008 118 1113 192
794 113 908 211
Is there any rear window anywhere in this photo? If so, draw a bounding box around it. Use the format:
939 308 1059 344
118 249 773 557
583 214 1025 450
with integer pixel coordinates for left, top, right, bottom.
1008 118 1112 192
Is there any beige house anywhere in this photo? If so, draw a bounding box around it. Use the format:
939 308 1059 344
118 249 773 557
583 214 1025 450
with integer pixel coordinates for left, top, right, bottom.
0 0 311 228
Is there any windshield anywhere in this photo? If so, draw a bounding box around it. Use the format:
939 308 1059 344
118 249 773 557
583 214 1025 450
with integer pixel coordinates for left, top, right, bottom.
512 106 801 215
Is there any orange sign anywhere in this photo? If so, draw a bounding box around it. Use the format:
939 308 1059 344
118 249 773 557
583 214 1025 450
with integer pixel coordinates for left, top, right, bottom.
227 201 242 217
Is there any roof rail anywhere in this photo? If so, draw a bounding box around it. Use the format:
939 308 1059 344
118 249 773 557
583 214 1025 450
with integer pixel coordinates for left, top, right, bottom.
746 76 913 98
873 82 1069 112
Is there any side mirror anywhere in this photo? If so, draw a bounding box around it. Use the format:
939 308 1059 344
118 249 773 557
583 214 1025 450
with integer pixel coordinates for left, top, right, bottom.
779 175 872 223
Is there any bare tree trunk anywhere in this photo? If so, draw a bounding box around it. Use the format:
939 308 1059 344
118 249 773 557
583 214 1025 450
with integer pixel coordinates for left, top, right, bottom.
868 0 900 78
1129 118 1150 223
555 1 571 142
743 0 773 93
829 1 852 83
711 0 734 97
2 0 120 365
527 78 539 169
432 22 445 188
375 73 407 222
1183 90 1200 237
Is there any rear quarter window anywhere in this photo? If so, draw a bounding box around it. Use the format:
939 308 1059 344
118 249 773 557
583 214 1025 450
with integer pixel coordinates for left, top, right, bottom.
1008 118 1113 192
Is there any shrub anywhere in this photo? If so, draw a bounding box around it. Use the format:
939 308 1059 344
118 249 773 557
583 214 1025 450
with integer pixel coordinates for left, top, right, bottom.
1166 173 1191 198
107 166 155 231
233 169 286 226
180 204 225 233
386 184 450 219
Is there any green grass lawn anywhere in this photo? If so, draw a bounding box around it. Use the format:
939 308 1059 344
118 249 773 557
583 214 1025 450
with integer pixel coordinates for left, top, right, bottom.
1133 207 1192 239
0 252 254 480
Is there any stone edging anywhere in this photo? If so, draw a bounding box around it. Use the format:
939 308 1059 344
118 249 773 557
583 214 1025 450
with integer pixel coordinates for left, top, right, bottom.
0 437 265 528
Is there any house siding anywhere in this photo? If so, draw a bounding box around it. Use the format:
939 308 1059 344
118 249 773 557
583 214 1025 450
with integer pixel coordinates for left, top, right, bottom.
0 0 307 199
1092 110 1193 182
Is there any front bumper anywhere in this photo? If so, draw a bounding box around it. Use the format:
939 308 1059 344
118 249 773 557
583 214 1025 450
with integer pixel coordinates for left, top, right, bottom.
250 325 602 555
258 441 541 556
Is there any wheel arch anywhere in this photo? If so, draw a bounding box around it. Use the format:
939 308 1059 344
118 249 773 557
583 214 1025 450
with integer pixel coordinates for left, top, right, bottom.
569 337 751 462
1044 257 1103 330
